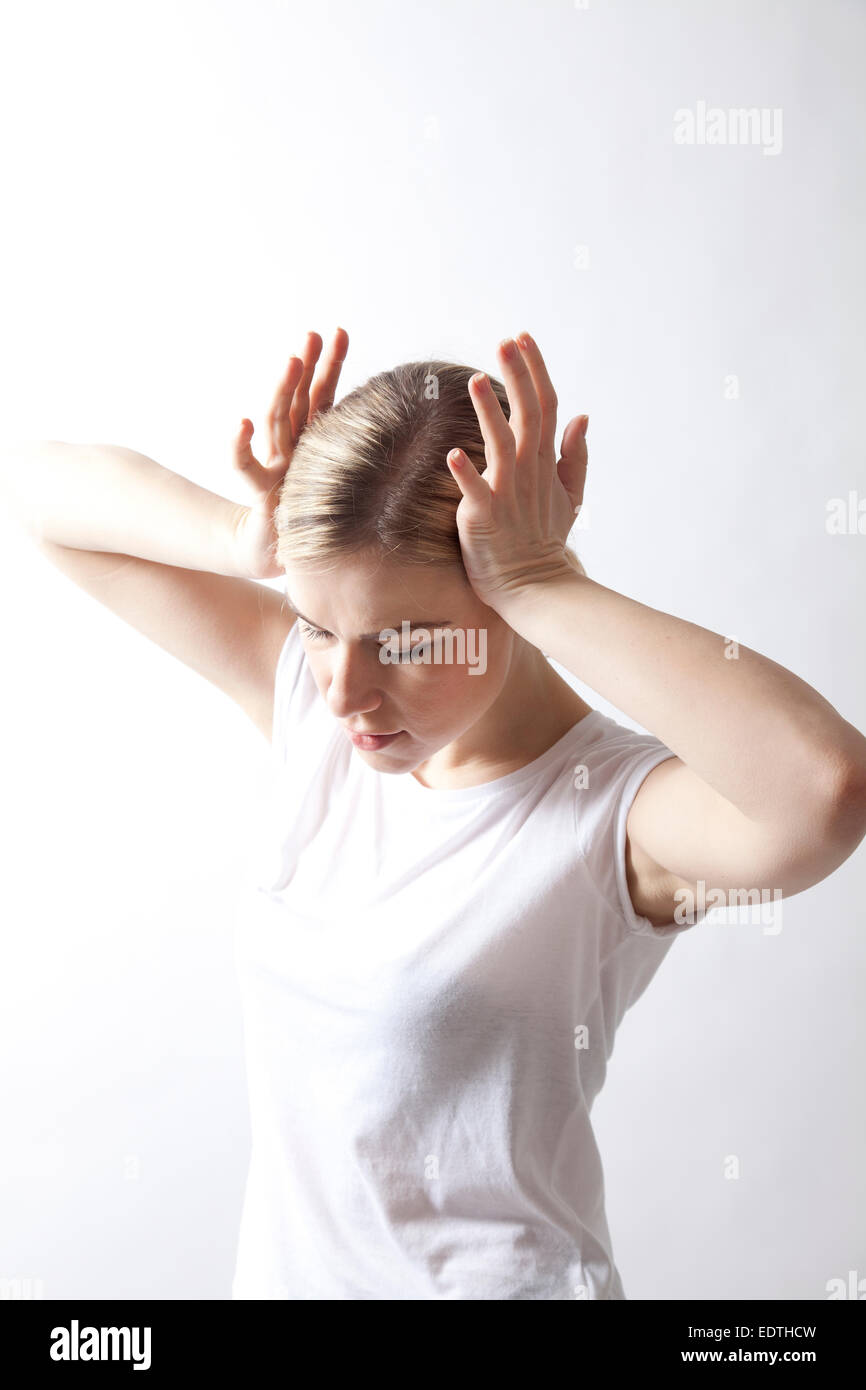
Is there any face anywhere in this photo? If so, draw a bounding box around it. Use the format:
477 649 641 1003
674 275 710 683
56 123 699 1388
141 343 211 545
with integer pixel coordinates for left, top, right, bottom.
284 550 518 777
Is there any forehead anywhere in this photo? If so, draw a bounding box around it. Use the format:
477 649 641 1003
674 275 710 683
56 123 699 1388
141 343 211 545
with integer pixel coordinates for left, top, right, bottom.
284 555 470 622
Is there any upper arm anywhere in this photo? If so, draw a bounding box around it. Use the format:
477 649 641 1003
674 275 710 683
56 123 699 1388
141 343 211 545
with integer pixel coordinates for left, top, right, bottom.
625 755 866 929
34 539 295 740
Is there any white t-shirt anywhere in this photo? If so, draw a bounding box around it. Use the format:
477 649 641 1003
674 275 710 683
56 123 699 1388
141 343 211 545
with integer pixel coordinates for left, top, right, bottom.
230 622 699 1301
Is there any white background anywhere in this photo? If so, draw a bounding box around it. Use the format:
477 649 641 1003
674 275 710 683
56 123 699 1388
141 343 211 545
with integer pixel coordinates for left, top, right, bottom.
1 0 864 1300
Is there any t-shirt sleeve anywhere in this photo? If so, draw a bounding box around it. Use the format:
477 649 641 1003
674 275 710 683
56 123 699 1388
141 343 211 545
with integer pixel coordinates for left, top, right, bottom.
574 722 706 939
242 619 336 894
270 620 316 767
267 618 344 804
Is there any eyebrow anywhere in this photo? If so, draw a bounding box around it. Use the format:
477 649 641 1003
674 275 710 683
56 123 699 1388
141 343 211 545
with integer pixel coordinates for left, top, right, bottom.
286 598 454 640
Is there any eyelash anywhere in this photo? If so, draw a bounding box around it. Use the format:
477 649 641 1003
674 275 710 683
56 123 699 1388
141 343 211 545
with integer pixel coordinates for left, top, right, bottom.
300 621 432 661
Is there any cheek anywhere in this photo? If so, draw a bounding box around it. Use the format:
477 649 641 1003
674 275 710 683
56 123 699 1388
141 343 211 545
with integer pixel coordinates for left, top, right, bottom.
304 643 507 729
304 652 328 697
402 657 503 728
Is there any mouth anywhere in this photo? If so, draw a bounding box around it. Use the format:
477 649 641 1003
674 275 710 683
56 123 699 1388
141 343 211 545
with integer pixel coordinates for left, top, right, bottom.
346 729 403 750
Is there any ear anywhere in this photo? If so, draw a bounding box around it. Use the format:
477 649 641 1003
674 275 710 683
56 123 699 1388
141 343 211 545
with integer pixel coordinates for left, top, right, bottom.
557 415 589 510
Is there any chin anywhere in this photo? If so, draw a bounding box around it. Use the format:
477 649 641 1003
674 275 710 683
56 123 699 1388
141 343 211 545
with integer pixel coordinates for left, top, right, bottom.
354 740 430 777
353 740 413 765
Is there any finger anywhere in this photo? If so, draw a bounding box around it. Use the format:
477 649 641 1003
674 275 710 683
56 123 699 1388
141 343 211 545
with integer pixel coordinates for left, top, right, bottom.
232 420 274 497
495 337 544 510
267 356 305 464
288 331 324 443
496 337 543 465
234 419 261 474
468 371 516 492
514 332 558 465
558 415 589 510
308 326 350 417
446 448 493 518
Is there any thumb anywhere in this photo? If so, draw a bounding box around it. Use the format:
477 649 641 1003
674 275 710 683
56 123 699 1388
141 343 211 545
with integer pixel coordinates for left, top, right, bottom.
233 419 262 476
557 415 589 510
233 420 282 500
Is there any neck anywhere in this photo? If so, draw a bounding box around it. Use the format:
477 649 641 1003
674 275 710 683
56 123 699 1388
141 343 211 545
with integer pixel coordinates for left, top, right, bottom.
411 638 594 790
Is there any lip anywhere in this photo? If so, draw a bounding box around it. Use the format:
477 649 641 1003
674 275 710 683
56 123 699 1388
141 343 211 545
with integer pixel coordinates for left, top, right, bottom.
346 729 403 750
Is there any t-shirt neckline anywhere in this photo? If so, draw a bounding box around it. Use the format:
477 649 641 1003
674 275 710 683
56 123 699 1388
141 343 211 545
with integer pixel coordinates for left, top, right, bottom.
363 709 608 806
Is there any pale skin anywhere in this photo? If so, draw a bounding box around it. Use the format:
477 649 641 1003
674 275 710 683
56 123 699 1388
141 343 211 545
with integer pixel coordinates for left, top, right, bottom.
7 328 866 930
274 331 866 930
439 333 866 924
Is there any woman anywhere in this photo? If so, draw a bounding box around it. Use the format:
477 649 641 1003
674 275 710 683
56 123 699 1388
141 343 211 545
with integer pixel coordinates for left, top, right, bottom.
7 327 866 1300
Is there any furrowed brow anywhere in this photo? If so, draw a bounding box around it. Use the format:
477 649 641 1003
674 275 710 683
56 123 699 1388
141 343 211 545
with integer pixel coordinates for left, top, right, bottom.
286 596 454 640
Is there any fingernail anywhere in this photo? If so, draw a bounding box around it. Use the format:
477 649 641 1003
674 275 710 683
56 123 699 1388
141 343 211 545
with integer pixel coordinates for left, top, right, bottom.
580 416 589 436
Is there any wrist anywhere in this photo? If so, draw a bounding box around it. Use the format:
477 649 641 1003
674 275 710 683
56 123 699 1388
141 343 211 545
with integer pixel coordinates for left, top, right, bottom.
211 496 253 578
493 563 585 633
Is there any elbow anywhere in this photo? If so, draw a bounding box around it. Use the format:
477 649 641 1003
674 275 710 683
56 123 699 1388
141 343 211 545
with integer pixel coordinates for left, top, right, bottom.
819 756 866 852
776 759 866 895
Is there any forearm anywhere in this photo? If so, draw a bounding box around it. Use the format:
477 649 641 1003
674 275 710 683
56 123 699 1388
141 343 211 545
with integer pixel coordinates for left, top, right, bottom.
0 441 247 577
505 571 866 825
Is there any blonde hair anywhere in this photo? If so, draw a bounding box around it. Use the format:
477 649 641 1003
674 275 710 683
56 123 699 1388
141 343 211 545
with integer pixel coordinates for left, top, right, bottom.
274 359 586 580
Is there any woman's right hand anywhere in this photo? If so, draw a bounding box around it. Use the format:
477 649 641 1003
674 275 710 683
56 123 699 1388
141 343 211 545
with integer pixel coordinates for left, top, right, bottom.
231 327 349 579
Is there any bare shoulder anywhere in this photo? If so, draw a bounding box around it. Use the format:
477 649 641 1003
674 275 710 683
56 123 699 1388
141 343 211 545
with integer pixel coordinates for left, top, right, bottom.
625 757 695 929
625 752 768 930
624 818 694 929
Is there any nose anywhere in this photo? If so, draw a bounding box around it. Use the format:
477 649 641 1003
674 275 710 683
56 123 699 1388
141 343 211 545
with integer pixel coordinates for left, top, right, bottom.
324 642 388 721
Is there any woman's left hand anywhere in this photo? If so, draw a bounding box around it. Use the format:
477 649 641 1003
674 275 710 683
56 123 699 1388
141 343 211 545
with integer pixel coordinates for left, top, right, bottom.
446 332 589 614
